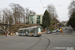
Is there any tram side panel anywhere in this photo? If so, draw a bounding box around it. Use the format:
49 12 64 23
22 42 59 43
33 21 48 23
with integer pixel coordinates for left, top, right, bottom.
18 26 42 37
18 30 25 36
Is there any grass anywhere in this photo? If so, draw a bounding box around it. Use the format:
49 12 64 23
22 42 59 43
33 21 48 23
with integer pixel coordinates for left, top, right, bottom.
0 33 4 36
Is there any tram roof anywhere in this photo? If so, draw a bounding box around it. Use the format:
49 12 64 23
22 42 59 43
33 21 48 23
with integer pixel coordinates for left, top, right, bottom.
28 26 41 28
19 26 41 30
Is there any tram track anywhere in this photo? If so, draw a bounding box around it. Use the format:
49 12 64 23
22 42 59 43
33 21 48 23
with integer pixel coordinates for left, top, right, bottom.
44 37 50 50
27 37 50 50
27 38 41 50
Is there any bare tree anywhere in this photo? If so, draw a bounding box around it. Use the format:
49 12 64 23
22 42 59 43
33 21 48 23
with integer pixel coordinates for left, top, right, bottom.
25 8 36 23
2 8 14 32
29 10 36 15
0 11 1 23
2 9 9 24
10 3 25 24
47 4 58 19
2 8 13 24
68 0 75 17
1 3 36 25
25 8 30 23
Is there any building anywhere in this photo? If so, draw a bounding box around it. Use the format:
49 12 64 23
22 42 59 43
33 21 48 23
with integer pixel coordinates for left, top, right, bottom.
28 14 43 24
61 21 68 26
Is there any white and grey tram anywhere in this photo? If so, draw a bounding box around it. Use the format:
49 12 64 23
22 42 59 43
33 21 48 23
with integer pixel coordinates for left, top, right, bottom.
18 26 42 37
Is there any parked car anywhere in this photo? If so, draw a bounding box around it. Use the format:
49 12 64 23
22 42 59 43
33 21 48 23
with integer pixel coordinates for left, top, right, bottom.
65 27 67 30
56 29 60 32
52 30 57 33
47 31 52 34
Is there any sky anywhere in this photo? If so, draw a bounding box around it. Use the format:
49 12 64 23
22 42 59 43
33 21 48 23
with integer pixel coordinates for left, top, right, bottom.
0 0 72 22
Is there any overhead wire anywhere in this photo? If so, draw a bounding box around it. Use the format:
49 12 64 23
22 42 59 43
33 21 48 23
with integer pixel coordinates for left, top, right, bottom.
40 0 44 8
40 0 44 14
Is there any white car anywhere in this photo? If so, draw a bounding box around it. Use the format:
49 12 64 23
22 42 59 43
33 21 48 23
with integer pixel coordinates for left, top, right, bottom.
47 31 52 34
52 30 57 33
57 29 60 32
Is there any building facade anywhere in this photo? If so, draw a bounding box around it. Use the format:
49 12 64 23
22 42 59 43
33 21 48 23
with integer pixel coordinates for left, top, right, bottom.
61 21 68 26
28 14 43 24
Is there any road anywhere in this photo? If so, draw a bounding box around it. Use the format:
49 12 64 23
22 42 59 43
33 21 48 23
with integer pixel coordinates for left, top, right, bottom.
0 33 75 50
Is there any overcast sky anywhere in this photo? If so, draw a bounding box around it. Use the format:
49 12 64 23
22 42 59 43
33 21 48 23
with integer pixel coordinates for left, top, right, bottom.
0 0 72 22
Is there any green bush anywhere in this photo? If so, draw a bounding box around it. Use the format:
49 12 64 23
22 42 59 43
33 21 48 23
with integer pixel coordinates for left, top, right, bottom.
26 22 29 24
50 27 54 31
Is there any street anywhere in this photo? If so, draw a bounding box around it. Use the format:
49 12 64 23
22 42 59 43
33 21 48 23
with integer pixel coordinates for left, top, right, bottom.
0 0 75 50
0 32 75 50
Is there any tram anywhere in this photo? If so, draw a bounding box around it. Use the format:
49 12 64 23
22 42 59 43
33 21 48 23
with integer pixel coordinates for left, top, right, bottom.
18 26 42 37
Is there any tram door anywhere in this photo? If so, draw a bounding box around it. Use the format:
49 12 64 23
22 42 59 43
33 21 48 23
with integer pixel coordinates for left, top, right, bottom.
26 29 28 35
33 28 37 36
23 30 26 35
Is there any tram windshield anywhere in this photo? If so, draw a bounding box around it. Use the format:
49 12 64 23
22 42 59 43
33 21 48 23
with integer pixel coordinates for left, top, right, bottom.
37 27 41 33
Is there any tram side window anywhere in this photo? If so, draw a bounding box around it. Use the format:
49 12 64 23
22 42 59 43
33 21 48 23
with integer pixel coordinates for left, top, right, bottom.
26 30 29 33
28 30 29 33
34 28 37 33
33 28 35 33
19 30 23 33
24 30 26 33
29 29 34 33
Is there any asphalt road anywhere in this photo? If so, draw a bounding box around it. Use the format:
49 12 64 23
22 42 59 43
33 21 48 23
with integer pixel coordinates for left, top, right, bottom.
0 33 75 50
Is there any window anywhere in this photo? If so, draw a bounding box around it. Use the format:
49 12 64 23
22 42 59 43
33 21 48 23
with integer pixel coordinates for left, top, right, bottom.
24 30 26 33
37 16 40 19
29 29 34 33
32 21 33 24
19 30 24 33
37 20 40 24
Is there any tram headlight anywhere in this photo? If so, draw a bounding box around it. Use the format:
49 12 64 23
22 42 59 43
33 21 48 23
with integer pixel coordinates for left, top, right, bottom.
37 32 42 34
